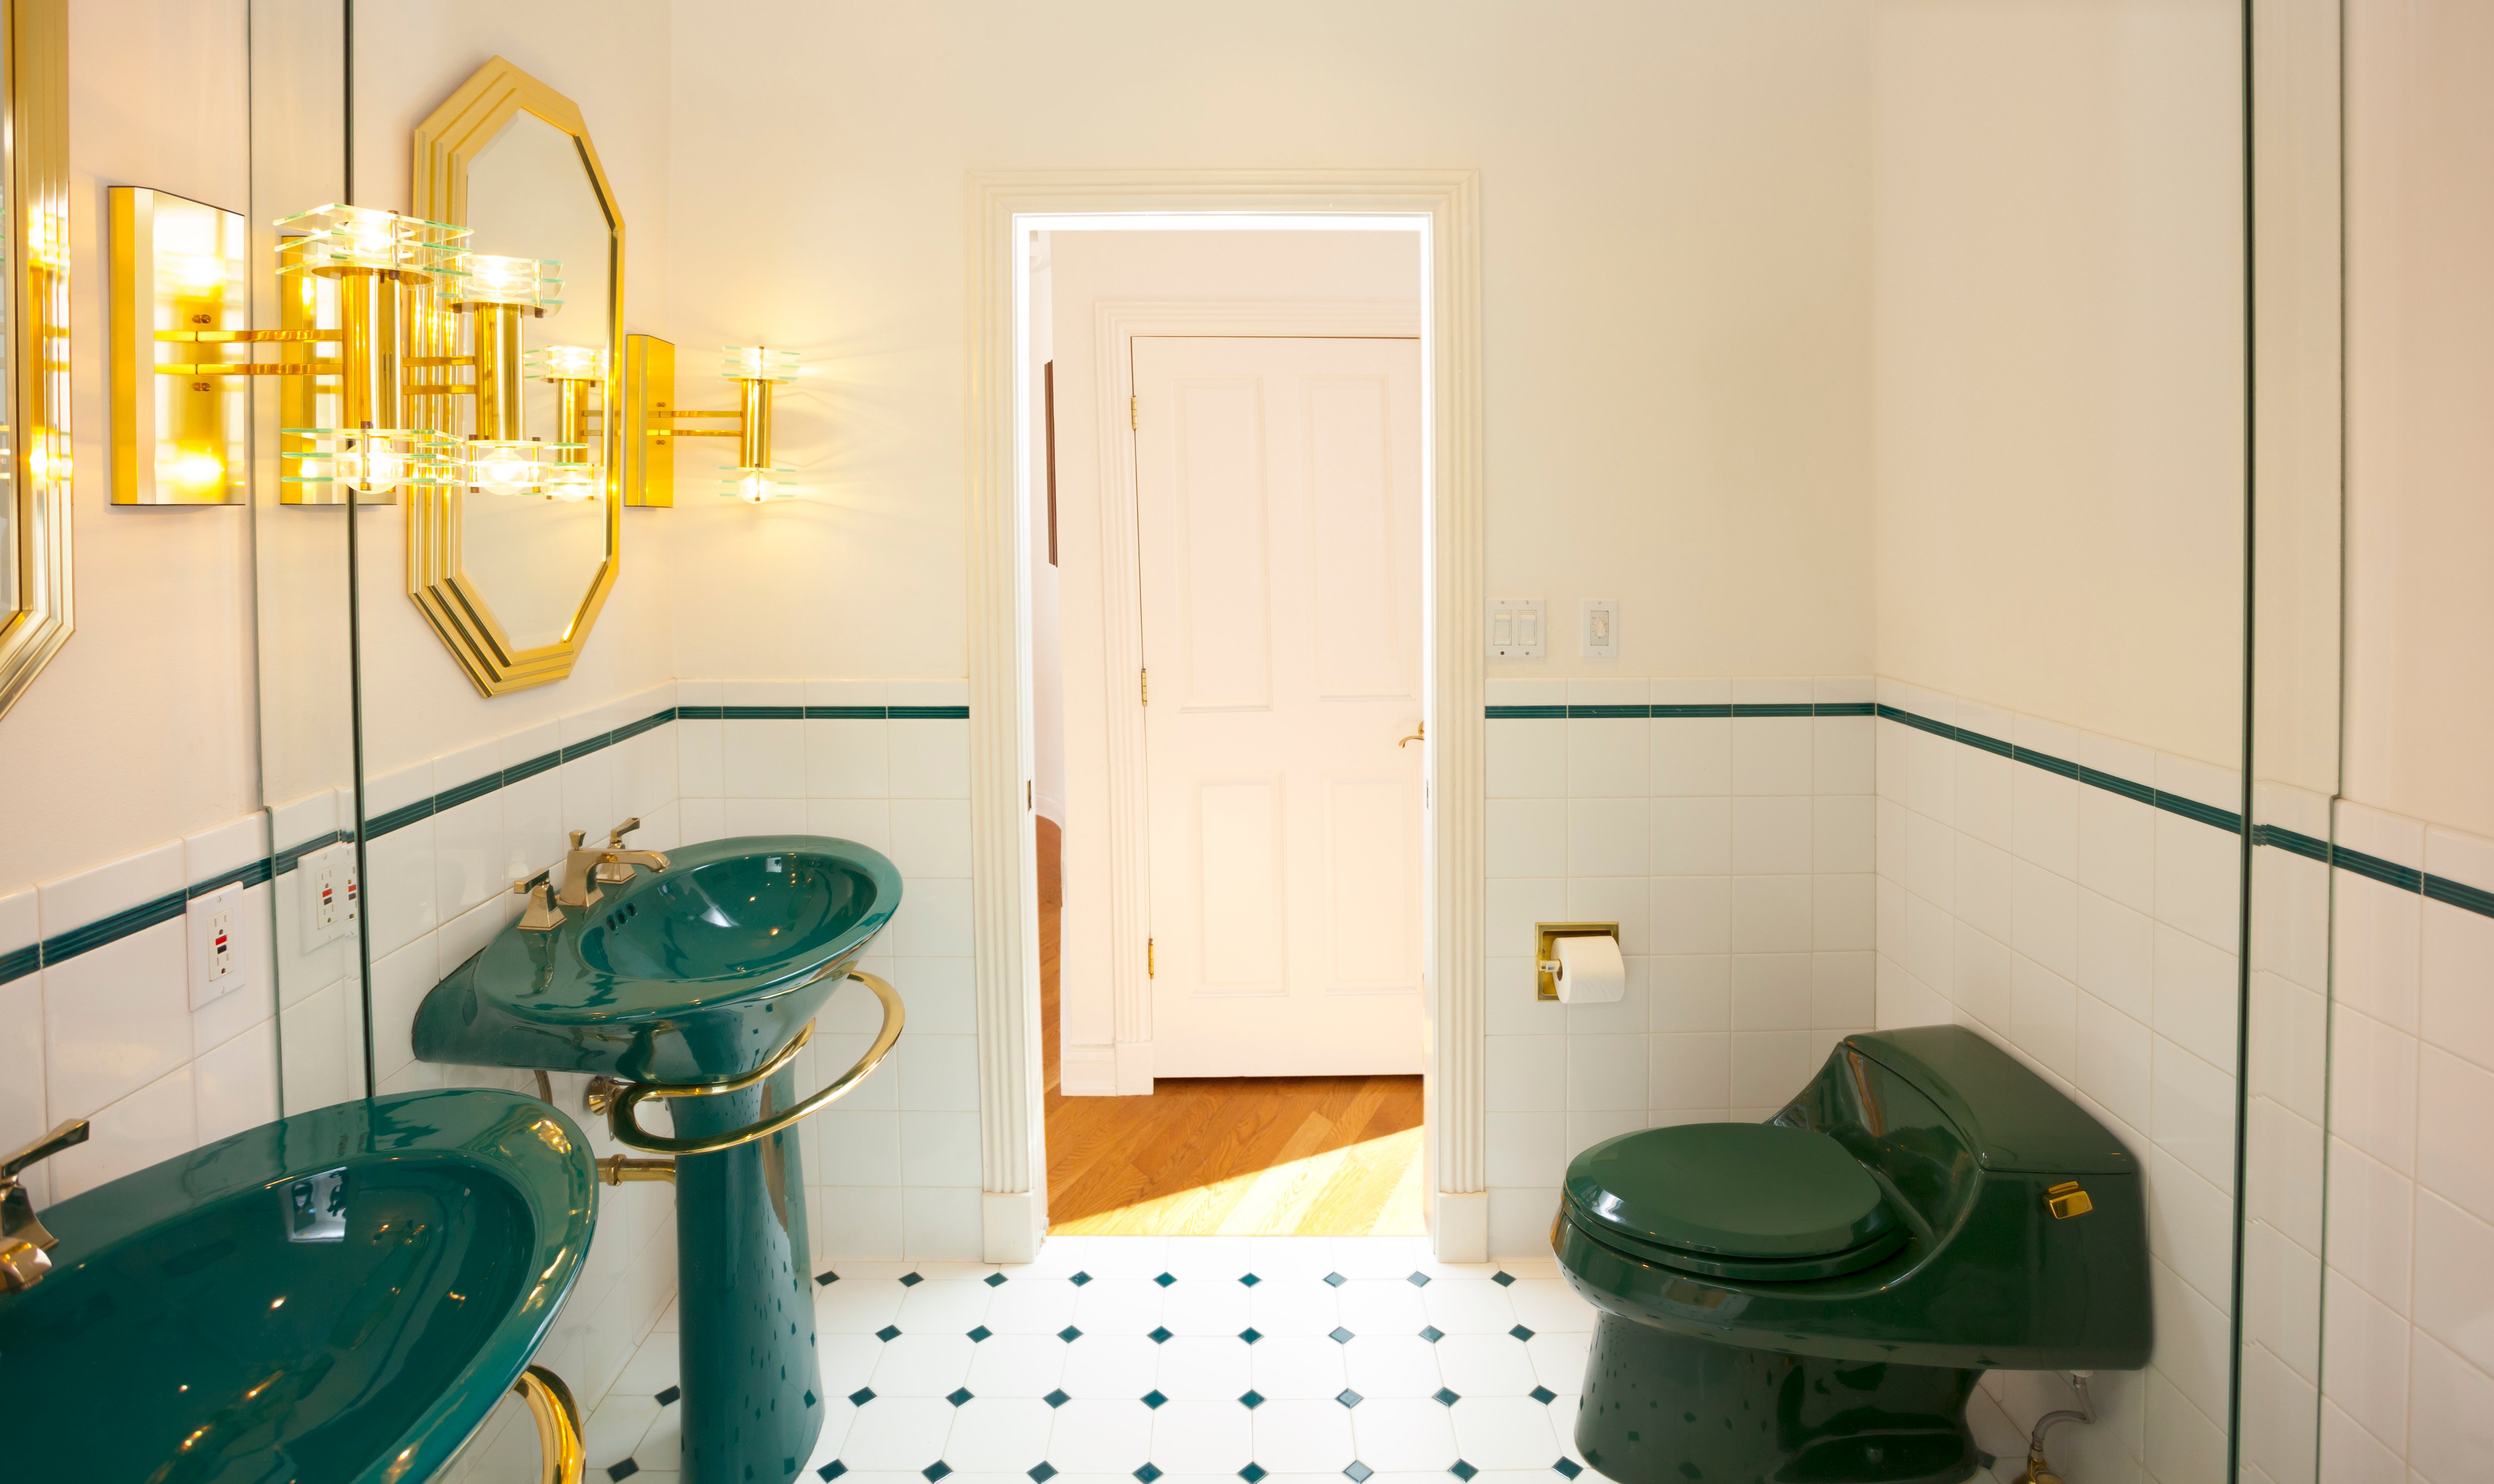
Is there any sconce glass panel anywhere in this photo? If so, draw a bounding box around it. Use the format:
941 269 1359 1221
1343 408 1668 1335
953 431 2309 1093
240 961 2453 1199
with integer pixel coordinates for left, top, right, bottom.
110 187 247 505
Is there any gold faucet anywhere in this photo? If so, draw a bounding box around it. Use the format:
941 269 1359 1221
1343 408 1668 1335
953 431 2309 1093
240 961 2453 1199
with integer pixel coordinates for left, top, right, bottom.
557 821 672 909
1 1120 90 1292
513 866 565 931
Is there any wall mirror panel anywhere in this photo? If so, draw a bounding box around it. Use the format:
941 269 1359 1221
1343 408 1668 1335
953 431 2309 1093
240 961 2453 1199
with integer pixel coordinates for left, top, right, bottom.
0 0 70 723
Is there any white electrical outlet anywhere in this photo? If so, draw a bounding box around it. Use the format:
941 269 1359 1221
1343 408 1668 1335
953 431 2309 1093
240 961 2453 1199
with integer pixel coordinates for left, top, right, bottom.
298 842 359 952
1486 598 1547 658
188 884 252 1010
1581 598 1619 658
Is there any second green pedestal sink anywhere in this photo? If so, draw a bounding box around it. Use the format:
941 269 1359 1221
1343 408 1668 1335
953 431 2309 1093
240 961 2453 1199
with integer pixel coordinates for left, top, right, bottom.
415 834 908 1484
0 1089 597 1484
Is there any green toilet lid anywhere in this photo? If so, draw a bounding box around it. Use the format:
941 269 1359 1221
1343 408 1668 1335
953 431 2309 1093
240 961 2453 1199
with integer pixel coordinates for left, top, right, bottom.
1563 1123 1898 1262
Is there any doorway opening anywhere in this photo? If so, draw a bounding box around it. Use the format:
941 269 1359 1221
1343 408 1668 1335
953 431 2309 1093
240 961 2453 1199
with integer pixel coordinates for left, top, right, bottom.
1021 220 1431 1236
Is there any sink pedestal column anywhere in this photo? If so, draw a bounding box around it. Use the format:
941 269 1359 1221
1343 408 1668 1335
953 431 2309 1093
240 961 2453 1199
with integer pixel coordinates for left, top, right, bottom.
674 1065 822 1483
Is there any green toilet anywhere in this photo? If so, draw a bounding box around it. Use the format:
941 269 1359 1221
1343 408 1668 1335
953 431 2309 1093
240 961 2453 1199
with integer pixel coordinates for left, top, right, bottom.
1551 1025 2150 1484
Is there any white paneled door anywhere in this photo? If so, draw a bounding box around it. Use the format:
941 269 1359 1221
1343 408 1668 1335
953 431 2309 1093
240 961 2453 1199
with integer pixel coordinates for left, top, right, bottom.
1133 336 1426 1076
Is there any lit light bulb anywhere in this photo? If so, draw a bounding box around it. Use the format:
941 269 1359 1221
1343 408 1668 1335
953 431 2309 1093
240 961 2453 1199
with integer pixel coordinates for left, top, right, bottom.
540 344 600 380
346 434 402 495
735 471 778 505
165 252 227 297
472 441 537 497
343 209 396 263
166 450 226 496
544 464 600 501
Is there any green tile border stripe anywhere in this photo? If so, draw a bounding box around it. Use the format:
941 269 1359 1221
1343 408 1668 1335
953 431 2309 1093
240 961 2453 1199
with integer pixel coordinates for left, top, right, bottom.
2 700 975 983
1481 701 1876 720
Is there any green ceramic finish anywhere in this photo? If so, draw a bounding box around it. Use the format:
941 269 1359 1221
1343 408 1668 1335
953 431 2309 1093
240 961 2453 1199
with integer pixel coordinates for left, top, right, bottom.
1576 1311 1979 1484
674 1064 822 1483
1557 1026 2150 1371
1565 1123 1900 1258
414 835 903 1083
1553 1024 2150 1482
414 836 903 1483
0 1089 597 1484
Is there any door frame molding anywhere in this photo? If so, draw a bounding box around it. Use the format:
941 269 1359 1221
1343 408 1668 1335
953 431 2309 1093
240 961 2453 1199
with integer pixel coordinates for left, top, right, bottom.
966 170 1487 1262
1081 300 1424 1099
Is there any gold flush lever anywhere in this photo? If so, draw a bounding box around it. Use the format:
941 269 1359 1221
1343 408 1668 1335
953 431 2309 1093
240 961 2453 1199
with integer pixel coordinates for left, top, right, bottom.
0 1119 90 1293
2045 1181 2093 1220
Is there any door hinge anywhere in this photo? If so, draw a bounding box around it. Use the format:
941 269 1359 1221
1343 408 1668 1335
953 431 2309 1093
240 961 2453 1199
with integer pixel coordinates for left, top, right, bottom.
1026 780 1033 810
1130 394 1138 430
1147 937 1155 978
1140 667 1149 706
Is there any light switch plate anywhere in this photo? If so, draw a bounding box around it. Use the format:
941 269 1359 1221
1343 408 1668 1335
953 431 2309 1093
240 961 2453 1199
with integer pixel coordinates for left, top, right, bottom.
187 884 252 1010
1581 598 1619 658
1486 598 1547 658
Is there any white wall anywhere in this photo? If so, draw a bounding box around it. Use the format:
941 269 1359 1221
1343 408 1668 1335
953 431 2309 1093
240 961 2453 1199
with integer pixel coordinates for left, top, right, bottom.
2318 3 2494 1479
0 0 257 896
661 0 1875 686
1871 0 2246 770
1045 228 1425 1067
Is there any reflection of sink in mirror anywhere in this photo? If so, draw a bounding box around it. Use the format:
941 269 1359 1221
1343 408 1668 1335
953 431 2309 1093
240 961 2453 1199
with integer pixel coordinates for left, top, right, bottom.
0 1090 596 1484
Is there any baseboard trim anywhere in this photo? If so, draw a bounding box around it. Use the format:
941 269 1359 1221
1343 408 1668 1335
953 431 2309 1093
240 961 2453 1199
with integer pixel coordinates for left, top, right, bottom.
983 1190 1044 1264
1060 1043 1118 1097
1433 1190 1489 1263
1114 1040 1153 1096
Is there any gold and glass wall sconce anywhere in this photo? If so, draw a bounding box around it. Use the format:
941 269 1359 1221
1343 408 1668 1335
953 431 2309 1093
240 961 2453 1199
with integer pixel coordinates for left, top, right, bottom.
625 334 800 505
113 200 603 505
108 188 245 504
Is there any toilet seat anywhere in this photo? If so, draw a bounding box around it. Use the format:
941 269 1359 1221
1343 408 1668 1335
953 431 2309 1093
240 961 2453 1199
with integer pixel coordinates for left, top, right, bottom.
1561 1123 1907 1281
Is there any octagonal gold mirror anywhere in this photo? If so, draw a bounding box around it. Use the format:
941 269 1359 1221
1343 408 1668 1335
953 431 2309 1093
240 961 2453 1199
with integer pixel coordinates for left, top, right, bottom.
408 57 621 695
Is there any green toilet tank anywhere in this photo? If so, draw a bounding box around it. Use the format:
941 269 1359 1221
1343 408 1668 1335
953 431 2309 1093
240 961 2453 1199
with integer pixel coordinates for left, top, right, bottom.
1553 1025 2150 1484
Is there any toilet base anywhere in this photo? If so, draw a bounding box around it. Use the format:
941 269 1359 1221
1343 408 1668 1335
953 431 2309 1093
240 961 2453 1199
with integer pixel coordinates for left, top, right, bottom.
1576 1312 1980 1484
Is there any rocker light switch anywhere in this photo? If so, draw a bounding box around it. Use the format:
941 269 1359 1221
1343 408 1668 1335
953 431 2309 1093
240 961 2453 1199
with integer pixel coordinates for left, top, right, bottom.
1487 598 1546 659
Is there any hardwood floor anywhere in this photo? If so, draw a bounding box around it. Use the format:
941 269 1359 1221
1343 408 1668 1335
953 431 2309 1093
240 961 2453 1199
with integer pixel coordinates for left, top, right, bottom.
1037 817 1425 1236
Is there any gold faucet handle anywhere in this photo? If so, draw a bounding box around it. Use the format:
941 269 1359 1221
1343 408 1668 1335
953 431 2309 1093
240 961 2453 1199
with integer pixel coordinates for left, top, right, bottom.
512 867 554 897
606 817 643 848
514 870 566 931
1 1120 87 1180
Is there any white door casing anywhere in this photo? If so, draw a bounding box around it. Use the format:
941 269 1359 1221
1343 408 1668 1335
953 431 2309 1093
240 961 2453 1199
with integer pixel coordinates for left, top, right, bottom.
966 172 1486 1263
1133 337 1426 1077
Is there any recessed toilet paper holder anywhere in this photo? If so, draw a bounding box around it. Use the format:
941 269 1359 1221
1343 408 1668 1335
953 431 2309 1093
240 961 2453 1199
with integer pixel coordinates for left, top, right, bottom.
1535 922 1619 1001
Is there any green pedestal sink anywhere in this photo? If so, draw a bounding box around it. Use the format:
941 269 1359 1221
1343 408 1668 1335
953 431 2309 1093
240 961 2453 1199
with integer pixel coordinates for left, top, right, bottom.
414 834 906 1484
0 1088 597 1484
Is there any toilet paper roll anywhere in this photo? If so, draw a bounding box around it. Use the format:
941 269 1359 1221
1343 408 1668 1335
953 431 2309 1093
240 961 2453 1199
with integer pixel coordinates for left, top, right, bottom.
1553 933 1625 1004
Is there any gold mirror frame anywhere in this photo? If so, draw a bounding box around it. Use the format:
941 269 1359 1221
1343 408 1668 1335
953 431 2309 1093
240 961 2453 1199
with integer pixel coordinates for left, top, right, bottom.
0 0 70 723
409 57 621 696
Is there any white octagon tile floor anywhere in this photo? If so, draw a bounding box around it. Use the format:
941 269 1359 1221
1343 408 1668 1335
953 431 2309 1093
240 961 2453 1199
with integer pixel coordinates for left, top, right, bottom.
582 1237 1598 1484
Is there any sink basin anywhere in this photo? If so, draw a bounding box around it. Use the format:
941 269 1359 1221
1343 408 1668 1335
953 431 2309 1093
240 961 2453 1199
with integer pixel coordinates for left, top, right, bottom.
0 1088 597 1484
414 834 903 1083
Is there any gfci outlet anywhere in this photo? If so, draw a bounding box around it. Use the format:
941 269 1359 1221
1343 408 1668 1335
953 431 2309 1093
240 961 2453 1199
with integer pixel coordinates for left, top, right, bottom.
1581 598 1619 658
187 884 253 1010
298 841 359 952
1486 598 1547 658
